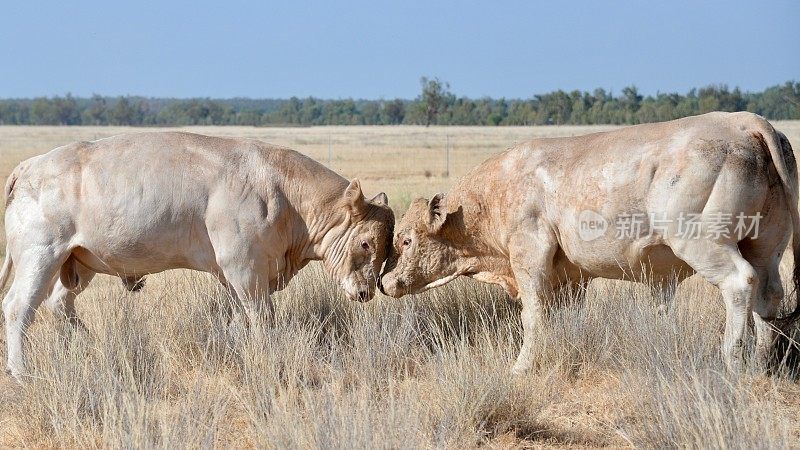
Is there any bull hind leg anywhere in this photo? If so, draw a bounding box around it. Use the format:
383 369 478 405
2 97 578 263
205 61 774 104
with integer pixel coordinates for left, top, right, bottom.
739 232 791 371
671 239 757 370
4 249 70 380
553 277 589 311
750 263 783 371
44 255 96 331
650 275 680 315
121 276 146 292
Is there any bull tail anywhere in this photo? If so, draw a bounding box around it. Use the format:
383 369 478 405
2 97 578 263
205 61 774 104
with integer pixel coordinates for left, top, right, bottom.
1 166 21 293
4 167 18 207
757 122 800 327
0 247 11 293
781 192 800 327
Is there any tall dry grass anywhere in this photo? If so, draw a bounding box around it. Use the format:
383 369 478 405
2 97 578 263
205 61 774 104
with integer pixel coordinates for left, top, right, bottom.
1 264 799 448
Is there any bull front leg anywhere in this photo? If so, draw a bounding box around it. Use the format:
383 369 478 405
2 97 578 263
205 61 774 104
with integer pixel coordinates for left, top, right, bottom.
509 228 558 375
213 243 279 330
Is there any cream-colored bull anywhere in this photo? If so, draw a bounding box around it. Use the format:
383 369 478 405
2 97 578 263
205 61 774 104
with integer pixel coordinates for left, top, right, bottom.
380 112 799 373
0 131 394 380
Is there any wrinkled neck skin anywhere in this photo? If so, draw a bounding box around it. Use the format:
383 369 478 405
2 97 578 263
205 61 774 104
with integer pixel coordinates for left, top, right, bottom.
310 210 356 280
439 181 519 297
281 175 354 282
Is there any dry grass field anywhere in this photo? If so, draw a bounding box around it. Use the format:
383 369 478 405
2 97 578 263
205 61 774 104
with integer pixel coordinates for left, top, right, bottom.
1 122 800 448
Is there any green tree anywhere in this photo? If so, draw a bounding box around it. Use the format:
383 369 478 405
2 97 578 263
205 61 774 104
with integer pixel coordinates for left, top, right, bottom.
82 94 107 125
621 86 642 122
30 98 58 124
236 109 263 126
536 90 572 125
2 79 799 127
0 100 29 124
419 76 451 126
360 101 380 125
301 98 323 125
53 94 80 125
383 99 405 124
505 100 536 125
109 97 143 125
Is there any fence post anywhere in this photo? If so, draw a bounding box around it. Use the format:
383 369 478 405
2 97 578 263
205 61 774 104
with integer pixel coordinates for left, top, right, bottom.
445 133 450 178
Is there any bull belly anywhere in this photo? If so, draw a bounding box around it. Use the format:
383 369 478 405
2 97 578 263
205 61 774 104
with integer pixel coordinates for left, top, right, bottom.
566 243 694 282
71 228 216 277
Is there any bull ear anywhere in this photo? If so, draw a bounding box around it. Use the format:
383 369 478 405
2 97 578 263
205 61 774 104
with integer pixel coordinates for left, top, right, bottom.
428 193 447 232
370 192 388 206
344 179 367 216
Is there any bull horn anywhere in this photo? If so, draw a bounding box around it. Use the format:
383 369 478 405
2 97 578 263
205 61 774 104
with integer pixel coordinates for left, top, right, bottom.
370 192 388 206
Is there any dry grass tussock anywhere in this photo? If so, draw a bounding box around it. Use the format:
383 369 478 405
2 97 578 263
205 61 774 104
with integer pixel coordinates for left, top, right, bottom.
1 265 799 448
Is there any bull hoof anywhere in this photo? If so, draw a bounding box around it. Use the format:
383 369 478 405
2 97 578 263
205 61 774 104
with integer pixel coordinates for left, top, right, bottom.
121 276 146 292
5 367 22 383
511 362 530 376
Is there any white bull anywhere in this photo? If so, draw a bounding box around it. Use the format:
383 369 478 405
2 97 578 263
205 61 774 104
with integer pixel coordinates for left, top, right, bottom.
1 131 395 379
380 112 799 372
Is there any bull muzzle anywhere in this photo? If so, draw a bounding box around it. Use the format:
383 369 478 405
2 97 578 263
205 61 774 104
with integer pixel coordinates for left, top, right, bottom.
379 249 417 298
377 273 405 298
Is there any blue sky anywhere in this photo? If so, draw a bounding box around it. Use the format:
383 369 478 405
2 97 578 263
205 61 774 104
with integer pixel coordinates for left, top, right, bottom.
0 0 797 99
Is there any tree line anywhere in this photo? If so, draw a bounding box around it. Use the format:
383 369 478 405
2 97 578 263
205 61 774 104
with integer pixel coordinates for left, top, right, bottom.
0 78 797 127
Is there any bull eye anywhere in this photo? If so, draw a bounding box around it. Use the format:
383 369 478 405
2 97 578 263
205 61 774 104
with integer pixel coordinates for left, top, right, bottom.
402 238 412 247
361 240 370 251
